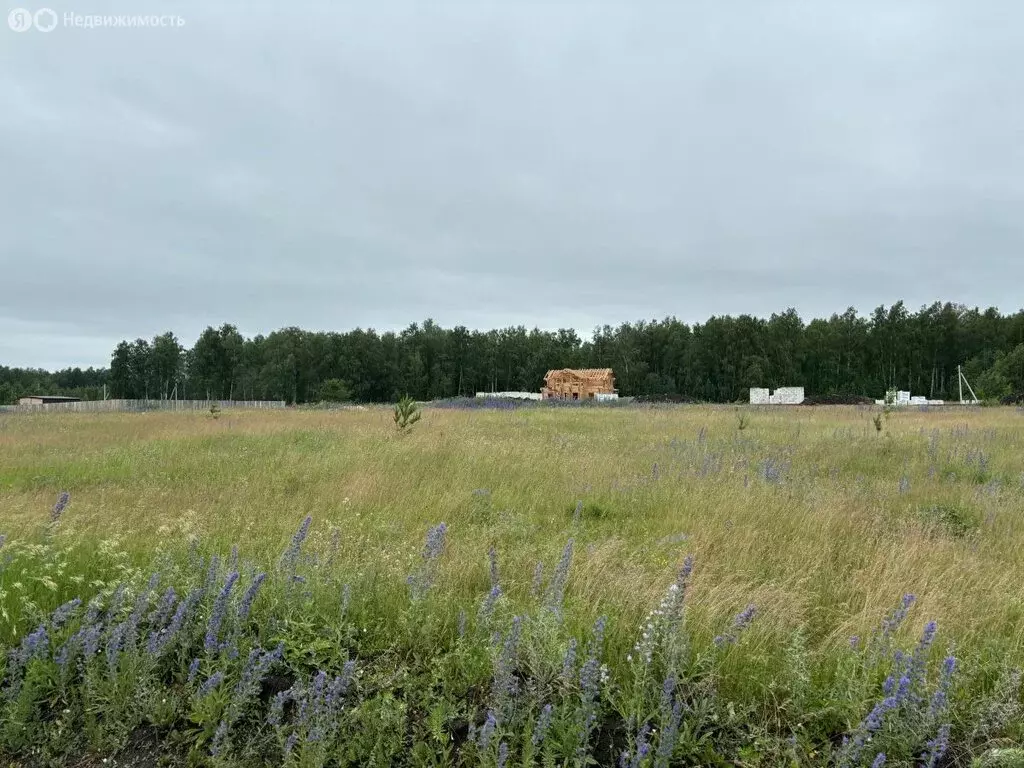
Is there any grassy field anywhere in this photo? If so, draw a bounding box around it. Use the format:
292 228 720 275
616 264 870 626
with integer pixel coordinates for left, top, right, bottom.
0 404 1022 766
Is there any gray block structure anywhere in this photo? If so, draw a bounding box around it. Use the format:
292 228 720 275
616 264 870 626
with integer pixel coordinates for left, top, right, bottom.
749 386 805 405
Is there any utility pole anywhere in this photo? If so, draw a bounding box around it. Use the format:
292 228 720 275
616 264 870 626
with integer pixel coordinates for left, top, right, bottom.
958 366 979 404
958 365 963 404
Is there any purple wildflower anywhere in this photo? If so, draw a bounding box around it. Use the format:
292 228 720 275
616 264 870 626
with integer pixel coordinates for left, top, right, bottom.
761 457 785 484
561 639 578 684
576 617 607 758
280 516 312 573
106 583 127 618
198 670 225 697
899 476 910 494
20 626 48 663
267 689 293 726
532 704 553 746
283 732 298 756
496 741 509 768
923 724 950 768
228 643 284 721
204 570 239 652
149 589 199 655
105 622 126 676
457 610 467 638
49 598 82 629
623 722 652 768
54 636 77 673
714 604 757 646
187 657 201 683
675 554 694 590
865 696 899 731
545 538 574 616
880 594 916 641
661 560 694 636
204 555 221 594
850 636 860 650
50 491 70 523
491 616 522 717
531 561 544 596
871 753 886 768
478 710 497 750
54 608 99 673
424 522 447 560
340 583 351 619
846 694 901 764
280 665 355 747
187 537 201 569
81 597 101 625
660 676 676 715
120 572 160 652
210 719 229 757
4 624 48 697
238 573 266 621
930 656 957 716
305 674 333 744
338 659 356 694
735 604 756 629
899 620 939 704
653 698 683 768
81 622 102 658
147 588 177 629
488 546 500 588
408 522 448 600
479 584 502 623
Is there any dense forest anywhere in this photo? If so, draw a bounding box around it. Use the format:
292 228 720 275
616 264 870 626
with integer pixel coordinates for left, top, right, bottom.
2 302 1024 405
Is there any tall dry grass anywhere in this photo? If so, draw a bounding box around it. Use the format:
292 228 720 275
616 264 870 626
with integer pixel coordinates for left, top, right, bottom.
1 404 1021 670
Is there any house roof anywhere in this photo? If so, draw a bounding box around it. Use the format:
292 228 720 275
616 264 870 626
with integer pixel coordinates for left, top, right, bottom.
22 395 81 401
543 368 614 380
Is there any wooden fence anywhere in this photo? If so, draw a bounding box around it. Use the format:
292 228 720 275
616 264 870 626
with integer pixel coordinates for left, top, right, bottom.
1 399 287 414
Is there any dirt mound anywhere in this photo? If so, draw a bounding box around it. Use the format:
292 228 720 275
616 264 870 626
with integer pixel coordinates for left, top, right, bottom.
634 393 700 405
799 394 875 406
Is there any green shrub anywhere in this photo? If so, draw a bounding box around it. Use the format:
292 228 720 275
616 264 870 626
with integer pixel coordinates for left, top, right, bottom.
919 503 977 538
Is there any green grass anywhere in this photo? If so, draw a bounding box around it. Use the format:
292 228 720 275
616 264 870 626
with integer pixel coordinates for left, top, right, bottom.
0 404 1022 765
3 406 1022 653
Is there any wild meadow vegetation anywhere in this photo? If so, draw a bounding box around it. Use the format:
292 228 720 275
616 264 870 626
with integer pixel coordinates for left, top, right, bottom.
0 404 1022 766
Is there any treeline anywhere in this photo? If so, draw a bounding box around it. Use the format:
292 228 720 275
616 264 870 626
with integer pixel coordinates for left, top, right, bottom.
0 365 109 405
3 302 1024 405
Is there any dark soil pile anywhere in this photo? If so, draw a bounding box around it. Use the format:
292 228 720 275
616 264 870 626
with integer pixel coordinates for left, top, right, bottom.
632 393 699 404
799 394 876 406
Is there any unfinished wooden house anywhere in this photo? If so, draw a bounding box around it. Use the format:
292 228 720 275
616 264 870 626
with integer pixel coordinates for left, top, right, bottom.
541 368 617 400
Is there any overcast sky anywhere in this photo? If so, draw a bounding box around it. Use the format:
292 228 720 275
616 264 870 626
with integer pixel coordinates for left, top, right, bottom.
2 2 1023 369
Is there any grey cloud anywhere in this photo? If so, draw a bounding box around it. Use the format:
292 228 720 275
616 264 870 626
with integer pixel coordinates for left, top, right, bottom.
1 1 1022 368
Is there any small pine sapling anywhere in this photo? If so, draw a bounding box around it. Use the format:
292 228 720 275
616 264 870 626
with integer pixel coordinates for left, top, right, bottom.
394 395 422 431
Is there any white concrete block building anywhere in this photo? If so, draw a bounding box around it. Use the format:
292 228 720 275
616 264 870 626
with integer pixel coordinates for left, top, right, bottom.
749 387 805 405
